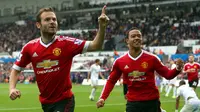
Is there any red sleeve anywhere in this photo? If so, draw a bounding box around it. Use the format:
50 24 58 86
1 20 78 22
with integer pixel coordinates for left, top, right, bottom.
70 38 87 56
154 56 181 79
100 60 122 101
62 36 87 57
13 44 31 71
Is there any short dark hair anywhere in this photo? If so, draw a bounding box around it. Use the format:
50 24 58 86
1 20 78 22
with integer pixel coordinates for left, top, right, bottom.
125 27 141 39
95 59 100 63
179 80 186 86
36 7 55 22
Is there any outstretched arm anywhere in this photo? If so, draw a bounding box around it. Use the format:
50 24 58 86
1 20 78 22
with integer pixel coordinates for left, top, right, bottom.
87 5 109 51
155 58 183 79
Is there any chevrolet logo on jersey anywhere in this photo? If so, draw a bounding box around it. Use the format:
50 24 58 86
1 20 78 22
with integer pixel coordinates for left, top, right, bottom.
128 71 145 78
36 60 58 69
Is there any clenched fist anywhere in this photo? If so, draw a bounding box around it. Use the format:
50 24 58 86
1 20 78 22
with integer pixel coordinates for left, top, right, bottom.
98 5 109 28
96 99 105 108
9 88 21 100
175 58 184 71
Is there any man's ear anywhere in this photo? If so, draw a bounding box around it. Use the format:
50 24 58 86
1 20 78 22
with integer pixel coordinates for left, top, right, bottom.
36 22 41 29
125 38 129 44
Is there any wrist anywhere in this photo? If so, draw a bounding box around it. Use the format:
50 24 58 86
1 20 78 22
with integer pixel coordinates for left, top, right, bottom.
99 98 105 101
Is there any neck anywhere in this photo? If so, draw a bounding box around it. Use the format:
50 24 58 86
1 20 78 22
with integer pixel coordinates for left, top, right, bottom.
129 48 142 58
190 62 194 64
41 32 55 44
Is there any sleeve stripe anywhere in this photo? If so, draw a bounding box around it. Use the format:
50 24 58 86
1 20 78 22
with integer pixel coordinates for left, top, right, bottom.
82 41 90 54
12 64 23 71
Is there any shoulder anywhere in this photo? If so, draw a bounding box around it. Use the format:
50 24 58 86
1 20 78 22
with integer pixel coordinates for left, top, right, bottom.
56 35 79 42
91 64 95 67
22 38 40 50
194 62 200 66
56 35 85 45
27 38 40 45
143 50 160 61
114 53 128 62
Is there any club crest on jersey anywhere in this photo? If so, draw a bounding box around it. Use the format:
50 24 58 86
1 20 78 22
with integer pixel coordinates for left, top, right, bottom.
36 60 58 69
53 48 61 56
128 71 145 78
141 62 148 69
194 66 197 68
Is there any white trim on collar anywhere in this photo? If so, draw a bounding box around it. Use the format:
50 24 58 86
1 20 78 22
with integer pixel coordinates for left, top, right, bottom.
39 36 57 48
128 50 143 61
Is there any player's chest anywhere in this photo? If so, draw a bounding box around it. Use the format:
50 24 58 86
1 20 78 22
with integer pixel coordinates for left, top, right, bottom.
186 65 198 70
30 44 71 62
119 59 154 75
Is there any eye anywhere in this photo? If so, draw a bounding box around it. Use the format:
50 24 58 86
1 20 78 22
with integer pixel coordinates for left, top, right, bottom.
45 18 50 21
52 18 57 21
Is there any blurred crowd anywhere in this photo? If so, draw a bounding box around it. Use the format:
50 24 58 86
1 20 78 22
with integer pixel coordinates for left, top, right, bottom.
0 1 199 54
0 21 37 54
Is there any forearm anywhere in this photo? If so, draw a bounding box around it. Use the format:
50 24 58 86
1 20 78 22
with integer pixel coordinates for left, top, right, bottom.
9 69 20 90
100 79 116 100
90 27 106 50
100 72 121 100
158 67 181 79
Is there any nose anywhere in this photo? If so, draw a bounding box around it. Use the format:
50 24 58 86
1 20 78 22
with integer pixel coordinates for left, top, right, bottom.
135 36 141 40
49 19 55 24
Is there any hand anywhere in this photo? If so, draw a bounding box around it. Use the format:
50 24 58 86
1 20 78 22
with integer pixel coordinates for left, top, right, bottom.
98 5 109 28
96 99 105 108
175 59 184 71
9 88 21 100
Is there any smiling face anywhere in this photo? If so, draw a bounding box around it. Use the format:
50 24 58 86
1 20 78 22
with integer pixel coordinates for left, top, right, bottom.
36 11 58 35
126 29 142 50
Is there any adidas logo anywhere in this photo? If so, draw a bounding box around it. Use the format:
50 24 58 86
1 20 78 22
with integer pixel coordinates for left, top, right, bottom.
124 65 129 69
32 52 38 57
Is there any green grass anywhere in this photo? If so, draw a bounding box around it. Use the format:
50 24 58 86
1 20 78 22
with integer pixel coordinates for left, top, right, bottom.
0 83 199 112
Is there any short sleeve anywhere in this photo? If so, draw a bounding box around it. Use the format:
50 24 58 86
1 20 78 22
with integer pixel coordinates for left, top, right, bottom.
13 44 31 71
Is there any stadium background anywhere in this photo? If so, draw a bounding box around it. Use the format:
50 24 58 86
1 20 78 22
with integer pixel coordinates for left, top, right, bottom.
0 0 200 112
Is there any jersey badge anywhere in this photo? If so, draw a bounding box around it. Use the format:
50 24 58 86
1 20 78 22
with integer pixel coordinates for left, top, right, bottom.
53 48 61 56
141 62 148 69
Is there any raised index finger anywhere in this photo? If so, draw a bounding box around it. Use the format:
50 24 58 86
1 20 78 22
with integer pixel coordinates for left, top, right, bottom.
101 5 107 14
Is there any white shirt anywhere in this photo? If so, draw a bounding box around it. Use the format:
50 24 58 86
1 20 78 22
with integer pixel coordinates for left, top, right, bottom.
177 85 198 104
90 64 101 80
170 63 177 80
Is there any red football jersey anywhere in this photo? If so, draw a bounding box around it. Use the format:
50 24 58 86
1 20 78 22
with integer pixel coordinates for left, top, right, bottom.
13 35 90 104
100 50 180 101
183 62 200 81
